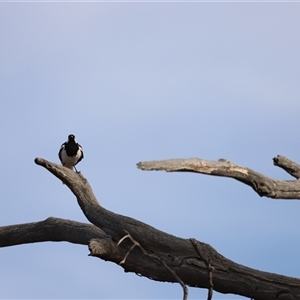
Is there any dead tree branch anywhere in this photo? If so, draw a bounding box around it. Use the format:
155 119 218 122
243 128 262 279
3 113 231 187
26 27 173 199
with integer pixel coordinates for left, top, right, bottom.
137 155 300 199
273 155 300 179
29 158 300 299
0 217 105 247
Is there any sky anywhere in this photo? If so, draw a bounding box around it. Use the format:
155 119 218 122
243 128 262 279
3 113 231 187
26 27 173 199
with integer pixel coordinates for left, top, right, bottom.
0 2 300 300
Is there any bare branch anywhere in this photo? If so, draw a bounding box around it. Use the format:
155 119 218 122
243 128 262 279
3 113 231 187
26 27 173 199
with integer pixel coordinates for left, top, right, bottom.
273 155 300 179
137 157 300 199
0 217 105 247
30 158 300 299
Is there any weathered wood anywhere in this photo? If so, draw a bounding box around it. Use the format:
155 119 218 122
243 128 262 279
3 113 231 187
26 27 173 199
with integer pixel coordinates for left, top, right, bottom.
273 155 300 179
0 217 105 247
24 157 300 299
137 156 300 199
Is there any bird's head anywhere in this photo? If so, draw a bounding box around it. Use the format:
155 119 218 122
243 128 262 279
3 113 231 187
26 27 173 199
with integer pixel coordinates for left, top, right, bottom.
68 134 75 140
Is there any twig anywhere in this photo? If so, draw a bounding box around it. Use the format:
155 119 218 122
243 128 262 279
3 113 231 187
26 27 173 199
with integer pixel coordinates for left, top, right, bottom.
190 238 214 300
118 231 188 300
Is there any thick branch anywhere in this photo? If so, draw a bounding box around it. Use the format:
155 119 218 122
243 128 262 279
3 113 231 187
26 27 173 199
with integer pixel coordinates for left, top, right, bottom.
30 157 300 299
0 217 106 247
137 157 300 199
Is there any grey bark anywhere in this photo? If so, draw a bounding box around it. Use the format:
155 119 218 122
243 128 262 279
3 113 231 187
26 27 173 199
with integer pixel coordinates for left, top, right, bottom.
138 155 300 199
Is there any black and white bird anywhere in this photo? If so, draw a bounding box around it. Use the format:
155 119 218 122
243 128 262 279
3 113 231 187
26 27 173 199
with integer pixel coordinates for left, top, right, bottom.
58 134 84 172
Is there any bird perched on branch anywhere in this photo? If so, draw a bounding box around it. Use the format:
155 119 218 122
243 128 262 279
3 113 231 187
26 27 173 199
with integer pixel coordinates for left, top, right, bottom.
58 134 84 172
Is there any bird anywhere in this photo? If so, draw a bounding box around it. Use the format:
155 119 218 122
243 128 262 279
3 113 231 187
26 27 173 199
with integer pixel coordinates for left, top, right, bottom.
58 134 84 172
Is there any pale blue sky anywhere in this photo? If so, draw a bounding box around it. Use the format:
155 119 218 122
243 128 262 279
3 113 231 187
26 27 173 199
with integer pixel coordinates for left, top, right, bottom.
1 2 300 299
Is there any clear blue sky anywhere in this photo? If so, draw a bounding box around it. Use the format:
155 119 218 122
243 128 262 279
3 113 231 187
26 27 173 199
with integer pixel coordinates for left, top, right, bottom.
1 2 300 299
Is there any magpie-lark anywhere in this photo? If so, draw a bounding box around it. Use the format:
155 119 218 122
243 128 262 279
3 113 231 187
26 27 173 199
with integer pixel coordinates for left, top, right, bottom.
58 134 84 172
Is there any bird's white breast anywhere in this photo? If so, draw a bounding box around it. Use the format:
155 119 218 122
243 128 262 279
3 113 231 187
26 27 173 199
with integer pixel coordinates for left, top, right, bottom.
60 148 82 170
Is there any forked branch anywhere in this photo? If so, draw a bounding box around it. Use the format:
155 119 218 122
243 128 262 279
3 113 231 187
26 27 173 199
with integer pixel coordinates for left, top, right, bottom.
137 155 300 199
31 157 300 299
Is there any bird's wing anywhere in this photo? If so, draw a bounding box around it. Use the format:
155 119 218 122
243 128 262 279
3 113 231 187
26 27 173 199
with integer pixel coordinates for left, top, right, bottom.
58 143 66 162
75 145 84 165
78 145 83 156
